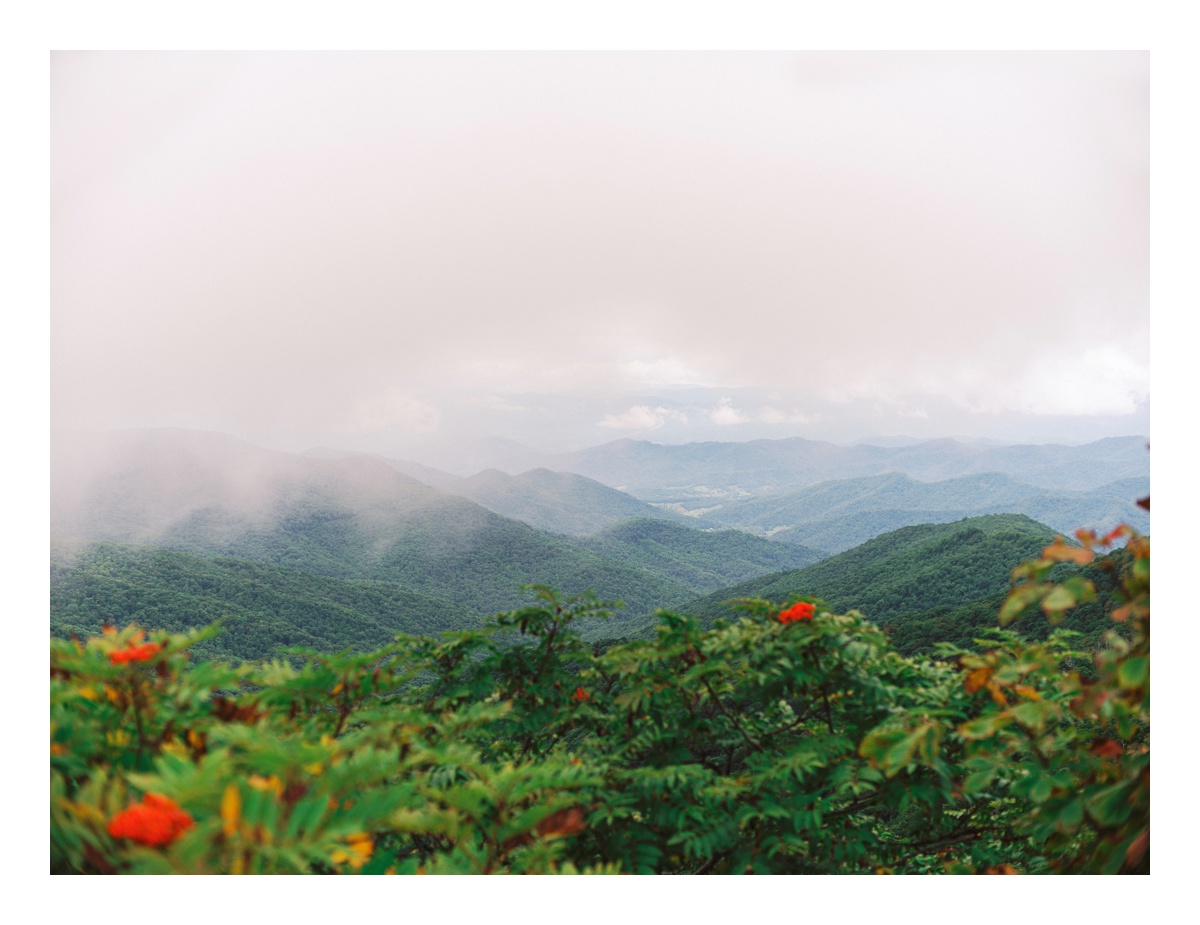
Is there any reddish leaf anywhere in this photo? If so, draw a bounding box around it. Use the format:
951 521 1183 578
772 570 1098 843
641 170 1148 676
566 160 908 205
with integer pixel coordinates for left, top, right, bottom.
963 667 992 694
1123 828 1149 872
1090 738 1123 759
1041 539 1094 565
535 806 587 839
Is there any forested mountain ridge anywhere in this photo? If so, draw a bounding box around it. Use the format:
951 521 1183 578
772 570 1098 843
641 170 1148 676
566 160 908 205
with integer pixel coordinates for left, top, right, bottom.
684 513 1059 628
542 434 1148 499
576 518 825 593
53 428 451 546
880 544 1132 656
50 539 470 661
48 514 826 660
51 429 695 625
51 428 1146 660
445 468 692 536
707 471 1150 552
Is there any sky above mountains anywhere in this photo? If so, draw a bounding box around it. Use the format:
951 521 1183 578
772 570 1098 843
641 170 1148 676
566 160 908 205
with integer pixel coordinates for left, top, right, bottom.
52 51 1149 457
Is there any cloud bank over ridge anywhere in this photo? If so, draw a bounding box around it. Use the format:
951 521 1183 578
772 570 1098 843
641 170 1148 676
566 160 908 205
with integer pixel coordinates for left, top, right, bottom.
53 52 1148 455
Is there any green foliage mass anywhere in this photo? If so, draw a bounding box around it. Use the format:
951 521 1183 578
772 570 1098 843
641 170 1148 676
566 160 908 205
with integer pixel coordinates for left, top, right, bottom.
50 540 470 662
687 514 1057 628
50 524 1149 875
576 517 826 593
54 432 696 632
881 549 1132 656
73 491 697 632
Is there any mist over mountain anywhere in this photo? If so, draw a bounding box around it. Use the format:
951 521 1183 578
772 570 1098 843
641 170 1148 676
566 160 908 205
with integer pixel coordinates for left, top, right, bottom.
406 436 555 479
51 429 697 624
50 426 1148 658
53 428 463 550
533 433 1149 501
706 471 1150 552
301 447 460 489
445 468 691 536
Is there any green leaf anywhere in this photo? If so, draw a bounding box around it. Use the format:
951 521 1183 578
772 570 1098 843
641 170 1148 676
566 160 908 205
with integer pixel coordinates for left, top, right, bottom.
1117 656 1149 689
1000 585 1045 625
1087 784 1133 828
959 713 1010 740
1010 701 1054 730
1040 586 1077 614
1056 799 1084 830
963 767 997 793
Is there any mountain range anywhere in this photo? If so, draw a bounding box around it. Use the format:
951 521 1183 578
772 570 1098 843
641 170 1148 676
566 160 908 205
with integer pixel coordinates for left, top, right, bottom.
50 427 1147 660
443 467 693 536
702 471 1150 552
539 434 1149 500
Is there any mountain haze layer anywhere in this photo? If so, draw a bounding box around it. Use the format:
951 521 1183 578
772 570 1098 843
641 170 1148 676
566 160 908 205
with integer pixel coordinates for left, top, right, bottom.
446 468 692 536
51 428 1147 660
51 429 695 625
707 471 1150 552
539 435 1148 500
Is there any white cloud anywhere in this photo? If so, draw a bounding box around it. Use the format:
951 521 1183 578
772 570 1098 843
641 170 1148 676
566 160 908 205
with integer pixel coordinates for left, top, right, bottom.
708 397 750 426
1006 346 1151 417
51 53 1148 451
620 356 713 388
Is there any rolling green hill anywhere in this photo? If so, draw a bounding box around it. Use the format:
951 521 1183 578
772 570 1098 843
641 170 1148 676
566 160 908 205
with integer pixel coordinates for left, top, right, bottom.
50 540 470 662
51 429 694 630
683 514 1059 628
446 468 691 536
706 472 1148 552
879 546 1133 656
577 518 825 593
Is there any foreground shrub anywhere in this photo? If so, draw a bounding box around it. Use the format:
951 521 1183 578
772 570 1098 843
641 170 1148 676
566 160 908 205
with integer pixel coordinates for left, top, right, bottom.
50 530 1147 874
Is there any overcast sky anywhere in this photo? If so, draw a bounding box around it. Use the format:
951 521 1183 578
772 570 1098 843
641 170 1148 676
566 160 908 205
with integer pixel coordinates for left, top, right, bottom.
51 51 1149 458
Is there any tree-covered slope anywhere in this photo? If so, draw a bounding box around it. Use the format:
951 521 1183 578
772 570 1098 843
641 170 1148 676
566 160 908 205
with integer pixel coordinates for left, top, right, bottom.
685 514 1059 627
51 428 694 627
445 468 690 536
577 518 825 593
770 508 977 553
877 546 1132 656
722 473 1149 553
50 540 471 662
710 472 1028 529
349 508 695 620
